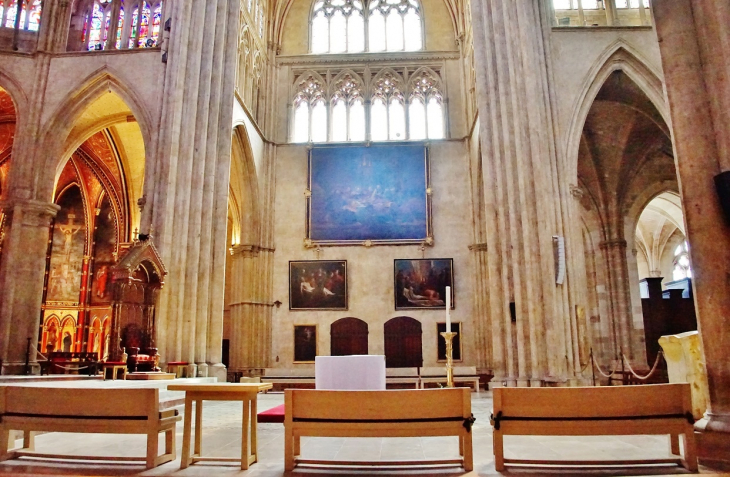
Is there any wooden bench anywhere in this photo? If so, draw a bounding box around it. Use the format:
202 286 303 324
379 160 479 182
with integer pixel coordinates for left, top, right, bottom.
284 388 474 471
0 386 181 469
491 383 697 471
385 367 420 389
420 366 480 393
261 368 315 391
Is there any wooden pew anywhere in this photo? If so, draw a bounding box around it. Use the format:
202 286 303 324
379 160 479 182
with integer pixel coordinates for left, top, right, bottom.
284 388 474 471
385 367 420 389
0 386 181 469
491 383 697 472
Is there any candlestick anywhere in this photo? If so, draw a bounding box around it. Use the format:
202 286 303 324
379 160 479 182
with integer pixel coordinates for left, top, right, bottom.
445 286 451 333
440 331 457 388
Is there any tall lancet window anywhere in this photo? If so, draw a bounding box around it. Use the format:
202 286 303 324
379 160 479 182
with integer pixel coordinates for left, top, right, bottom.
330 71 365 142
408 68 444 140
371 69 405 141
1 0 43 31
292 72 328 143
368 0 422 52
311 0 365 54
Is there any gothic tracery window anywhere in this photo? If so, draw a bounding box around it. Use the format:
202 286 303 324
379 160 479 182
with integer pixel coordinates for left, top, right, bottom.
292 72 328 143
408 68 444 140
672 241 692 281
1 0 42 31
310 0 422 54
82 0 162 51
330 71 365 142
371 69 405 141
290 67 446 143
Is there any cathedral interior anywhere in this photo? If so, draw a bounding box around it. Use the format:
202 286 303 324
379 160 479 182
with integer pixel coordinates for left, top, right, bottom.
0 0 729 472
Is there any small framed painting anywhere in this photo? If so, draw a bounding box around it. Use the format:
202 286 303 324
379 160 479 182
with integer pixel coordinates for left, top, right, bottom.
294 325 318 363
437 322 462 362
394 258 454 310
289 260 347 310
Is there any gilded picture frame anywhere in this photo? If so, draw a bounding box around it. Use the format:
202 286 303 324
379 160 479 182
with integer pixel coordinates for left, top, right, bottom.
305 143 433 247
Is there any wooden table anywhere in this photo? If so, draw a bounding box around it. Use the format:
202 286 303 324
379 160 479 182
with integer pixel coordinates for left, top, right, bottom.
167 383 272 470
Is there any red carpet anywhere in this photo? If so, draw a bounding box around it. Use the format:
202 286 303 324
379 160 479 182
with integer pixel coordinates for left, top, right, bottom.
258 403 285 423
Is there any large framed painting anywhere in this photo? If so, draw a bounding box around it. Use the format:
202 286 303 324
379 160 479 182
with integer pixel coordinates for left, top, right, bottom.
289 260 348 310
437 322 462 362
306 144 432 246
294 324 318 363
394 258 453 310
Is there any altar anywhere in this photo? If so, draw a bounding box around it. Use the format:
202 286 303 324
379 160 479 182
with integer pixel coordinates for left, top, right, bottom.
315 355 386 390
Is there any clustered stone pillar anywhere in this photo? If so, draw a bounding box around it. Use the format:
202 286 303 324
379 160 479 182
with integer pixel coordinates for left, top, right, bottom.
652 0 730 463
150 0 239 381
652 0 730 461
470 1 580 387
228 245 273 375
0 200 58 374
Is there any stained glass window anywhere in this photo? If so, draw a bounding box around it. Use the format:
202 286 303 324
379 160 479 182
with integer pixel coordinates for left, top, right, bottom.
137 2 151 47
88 3 105 50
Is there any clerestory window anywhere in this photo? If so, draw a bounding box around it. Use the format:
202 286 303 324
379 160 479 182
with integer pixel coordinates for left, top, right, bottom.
310 0 423 54
291 67 445 143
82 0 162 51
672 241 691 281
0 0 42 31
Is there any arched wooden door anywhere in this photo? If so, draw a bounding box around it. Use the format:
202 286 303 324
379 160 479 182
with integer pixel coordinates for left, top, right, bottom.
384 316 422 368
330 317 368 356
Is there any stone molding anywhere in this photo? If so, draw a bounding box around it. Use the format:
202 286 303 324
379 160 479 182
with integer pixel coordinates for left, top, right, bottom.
278 50 460 66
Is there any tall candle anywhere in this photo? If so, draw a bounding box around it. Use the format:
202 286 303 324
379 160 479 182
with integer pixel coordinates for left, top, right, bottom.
445 286 451 333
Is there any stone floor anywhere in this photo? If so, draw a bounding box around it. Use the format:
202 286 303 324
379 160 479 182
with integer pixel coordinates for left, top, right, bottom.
0 391 728 476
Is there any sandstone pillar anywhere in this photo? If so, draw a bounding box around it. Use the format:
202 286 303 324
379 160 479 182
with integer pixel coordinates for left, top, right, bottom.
228 245 273 375
0 199 58 374
470 1 578 386
150 0 239 381
652 0 730 463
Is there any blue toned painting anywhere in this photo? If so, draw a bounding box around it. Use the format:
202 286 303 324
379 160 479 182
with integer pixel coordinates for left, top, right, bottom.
309 144 428 242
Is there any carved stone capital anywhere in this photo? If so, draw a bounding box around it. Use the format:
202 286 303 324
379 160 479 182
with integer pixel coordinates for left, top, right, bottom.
0 199 59 227
230 244 260 258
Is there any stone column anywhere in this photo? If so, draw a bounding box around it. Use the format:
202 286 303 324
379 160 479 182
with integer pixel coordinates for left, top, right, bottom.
470 1 577 387
36 0 73 52
652 0 730 463
228 245 273 375
0 199 58 374
150 0 239 381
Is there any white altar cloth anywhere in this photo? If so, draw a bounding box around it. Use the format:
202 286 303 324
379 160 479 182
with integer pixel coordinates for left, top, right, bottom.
315 355 386 390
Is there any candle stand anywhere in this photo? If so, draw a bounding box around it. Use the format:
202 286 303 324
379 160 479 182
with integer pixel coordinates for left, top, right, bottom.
440 331 457 388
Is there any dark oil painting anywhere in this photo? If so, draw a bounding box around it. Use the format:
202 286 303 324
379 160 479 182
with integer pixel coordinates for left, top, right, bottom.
294 325 318 363
308 144 430 244
394 258 453 310
290 260 348 310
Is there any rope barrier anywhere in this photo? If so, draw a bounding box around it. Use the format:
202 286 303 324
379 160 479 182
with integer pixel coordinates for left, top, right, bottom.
32 345 94 371
621 351 664 381
591 354 620 379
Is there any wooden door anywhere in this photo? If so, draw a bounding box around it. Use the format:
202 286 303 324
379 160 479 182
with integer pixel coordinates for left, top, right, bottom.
384 316 422 368
330 317 368 356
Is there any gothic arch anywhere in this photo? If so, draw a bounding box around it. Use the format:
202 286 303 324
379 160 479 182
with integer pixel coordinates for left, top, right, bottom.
37 68 154 202
0 68 28 125
230 124 261 247
566 43 668 180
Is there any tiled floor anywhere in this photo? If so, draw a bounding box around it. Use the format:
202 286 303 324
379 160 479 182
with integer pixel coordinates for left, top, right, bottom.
0 391 728 476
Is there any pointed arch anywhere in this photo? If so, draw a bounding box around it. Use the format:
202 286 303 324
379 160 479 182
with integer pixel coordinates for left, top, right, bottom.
37 68 154 202
566 42 668 179
230 124 261 247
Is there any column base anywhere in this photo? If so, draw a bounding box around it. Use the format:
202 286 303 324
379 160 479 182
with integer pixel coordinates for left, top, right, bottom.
696 413 730 465
208 362 227 382
194 362 208 377
1 361 40 375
